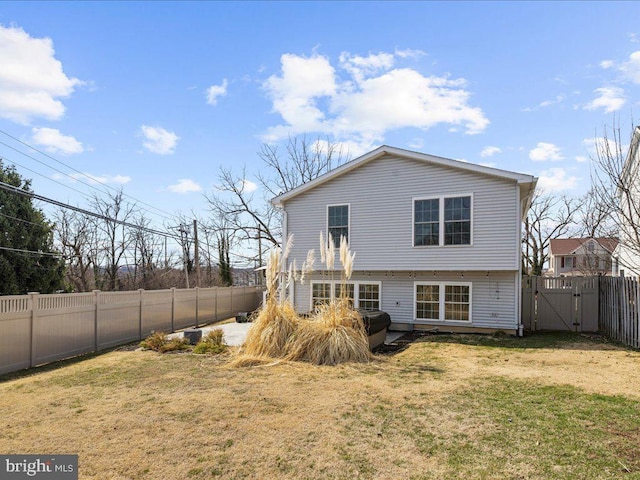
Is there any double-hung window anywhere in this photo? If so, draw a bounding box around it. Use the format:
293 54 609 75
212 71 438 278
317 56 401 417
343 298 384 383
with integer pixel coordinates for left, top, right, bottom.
413 195 472 246
327 204 349 247
415 282 471 322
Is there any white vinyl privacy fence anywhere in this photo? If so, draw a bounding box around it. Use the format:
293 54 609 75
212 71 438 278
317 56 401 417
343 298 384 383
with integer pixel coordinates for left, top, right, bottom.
0 286 263 375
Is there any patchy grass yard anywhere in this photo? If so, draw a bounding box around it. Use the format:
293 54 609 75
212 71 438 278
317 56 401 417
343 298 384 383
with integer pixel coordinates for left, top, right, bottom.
1 332 639 479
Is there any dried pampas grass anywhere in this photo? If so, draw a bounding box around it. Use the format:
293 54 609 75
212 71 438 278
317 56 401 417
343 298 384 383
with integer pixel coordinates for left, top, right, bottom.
242 301 299 358
286 298 371 366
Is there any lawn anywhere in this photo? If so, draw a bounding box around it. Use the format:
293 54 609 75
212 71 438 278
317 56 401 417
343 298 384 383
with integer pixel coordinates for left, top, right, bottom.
1 332 639 479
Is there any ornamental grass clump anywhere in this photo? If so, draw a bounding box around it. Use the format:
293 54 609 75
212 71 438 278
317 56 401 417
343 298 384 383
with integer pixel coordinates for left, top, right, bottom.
286 298 371 365
286 235 371 365
139 331 190 353
193 328 227 355
239 235 300 360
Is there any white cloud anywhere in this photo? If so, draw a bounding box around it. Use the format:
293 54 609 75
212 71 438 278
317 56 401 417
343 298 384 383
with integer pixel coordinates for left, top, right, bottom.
537 167 578 193
339 51 395 82
584 86 626 113
206 78 228 105
529 142 564 162
168 179 202 194
52 172 131 185
262 51 489 147
408 138 424 150
575 155 588 163
240 179 258 193
600 60 614 69
619 50 640 84
480 146 501 158
395 48 427 59
523 95 565 111
31 127 83 155
0 25 82 124
140 125 179 155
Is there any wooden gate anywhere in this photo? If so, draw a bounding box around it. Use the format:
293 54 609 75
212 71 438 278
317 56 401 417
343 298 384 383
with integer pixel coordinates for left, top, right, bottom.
521 276 599 332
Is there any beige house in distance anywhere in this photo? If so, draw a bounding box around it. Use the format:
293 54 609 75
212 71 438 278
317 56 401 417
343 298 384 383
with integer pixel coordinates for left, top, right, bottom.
547 237 618 277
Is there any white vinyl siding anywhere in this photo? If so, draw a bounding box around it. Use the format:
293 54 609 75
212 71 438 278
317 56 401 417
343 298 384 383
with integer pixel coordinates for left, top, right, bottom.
284 154 520 271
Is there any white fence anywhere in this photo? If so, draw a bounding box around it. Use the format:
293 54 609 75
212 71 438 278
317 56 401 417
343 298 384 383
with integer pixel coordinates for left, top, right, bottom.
0 286 263 375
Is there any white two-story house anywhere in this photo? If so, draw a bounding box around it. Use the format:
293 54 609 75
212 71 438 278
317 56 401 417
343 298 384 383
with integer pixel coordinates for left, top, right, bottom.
272 146 537 335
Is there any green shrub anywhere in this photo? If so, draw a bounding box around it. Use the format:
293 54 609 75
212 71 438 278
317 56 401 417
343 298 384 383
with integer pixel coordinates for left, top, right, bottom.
193 329 228 355
140 331 190 353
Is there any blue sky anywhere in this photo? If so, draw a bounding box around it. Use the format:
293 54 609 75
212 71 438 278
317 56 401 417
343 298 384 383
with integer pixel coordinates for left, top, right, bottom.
1 1 639 239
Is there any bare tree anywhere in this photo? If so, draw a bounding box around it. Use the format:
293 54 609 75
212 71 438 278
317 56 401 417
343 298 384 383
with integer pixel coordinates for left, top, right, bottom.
53 209 96 292
590 122 640 273
574 187 616 239
522 192 579 276
90 189 138 291
206 136 349 266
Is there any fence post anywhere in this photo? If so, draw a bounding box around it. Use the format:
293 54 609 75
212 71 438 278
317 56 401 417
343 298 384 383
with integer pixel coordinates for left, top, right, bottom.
139 289 144 340
93 290 100 351
195 287 199 328
28 292 39 369
214 287 218 323
171 287 175 333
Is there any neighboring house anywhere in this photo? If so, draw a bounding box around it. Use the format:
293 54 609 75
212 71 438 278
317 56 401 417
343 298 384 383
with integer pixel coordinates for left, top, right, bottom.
612 126 640 277
547 237 618 277
272 145 537 335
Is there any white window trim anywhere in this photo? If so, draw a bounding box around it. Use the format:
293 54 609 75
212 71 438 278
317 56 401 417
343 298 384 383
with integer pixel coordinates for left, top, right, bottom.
310 280 382 311
412 194 474 248
326 203 350 246
414 281 472 324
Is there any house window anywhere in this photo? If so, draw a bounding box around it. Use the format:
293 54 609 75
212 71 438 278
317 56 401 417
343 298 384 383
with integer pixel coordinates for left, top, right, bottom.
312 283 331 308
444 196 471 245
587 241 595 253
414 199 439 246
444 284 470 321
415 282 471 323
358 284 380 310
335 283 355 308
416 284 440 320
310 281 381 311
413 196 471 247
328 204 349 247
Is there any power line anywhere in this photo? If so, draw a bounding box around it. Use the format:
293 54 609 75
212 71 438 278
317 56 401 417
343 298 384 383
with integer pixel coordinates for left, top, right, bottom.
0 245 64 258
0 154 97 204
0 180 181 241
0 130 179 223
0 211 47 228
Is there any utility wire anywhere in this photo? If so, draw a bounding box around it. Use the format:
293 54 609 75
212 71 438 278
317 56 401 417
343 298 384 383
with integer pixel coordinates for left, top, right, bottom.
0 211 47 228
0 245 64 257
0 154 97 204
0 130 179 223
0 180 181 241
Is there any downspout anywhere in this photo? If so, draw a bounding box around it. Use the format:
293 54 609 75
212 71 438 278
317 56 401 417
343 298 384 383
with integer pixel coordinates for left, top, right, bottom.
516 184 524 337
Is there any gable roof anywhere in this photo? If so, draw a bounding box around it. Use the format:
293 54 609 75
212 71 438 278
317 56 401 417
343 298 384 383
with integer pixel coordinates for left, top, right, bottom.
271 145 538 207
550 237 619 255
